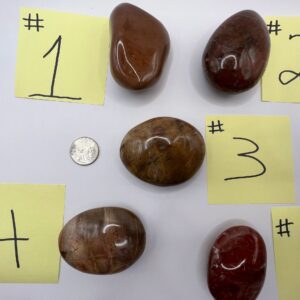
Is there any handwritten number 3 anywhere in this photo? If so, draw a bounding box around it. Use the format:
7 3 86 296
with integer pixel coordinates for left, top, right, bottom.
224 137 267 181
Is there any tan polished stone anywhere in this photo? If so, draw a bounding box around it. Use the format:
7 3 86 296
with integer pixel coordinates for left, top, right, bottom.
120 117 205 186
59 207 146 274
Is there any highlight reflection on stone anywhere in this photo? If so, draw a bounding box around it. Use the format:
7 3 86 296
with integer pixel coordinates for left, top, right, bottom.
110 3 170 90
208 226 267 300
59 207 146 274
203 10 270 93
120 117 205 186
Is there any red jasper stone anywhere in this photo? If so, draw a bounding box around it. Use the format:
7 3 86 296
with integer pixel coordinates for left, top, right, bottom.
208 226 267 300
110 3 170 90
203 10 270 93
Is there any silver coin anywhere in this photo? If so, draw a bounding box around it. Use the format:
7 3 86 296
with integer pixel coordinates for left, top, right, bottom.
70 137 100 166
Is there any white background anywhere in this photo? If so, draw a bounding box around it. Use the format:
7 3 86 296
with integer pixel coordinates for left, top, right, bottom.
0 0 299 299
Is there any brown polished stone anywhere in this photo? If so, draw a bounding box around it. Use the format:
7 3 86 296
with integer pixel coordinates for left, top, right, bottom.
120 117 205 186
208 226 267 300
202 10 270 93
59 207 146 274
110 3 170 90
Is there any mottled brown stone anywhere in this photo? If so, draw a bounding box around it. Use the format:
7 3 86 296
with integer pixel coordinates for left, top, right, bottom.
110 3 170 90
208 226 267 300
120 117 205 186
59 207 146 274
203 10 270 93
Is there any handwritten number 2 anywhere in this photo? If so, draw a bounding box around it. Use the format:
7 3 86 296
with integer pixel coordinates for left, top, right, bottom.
224 137 266 181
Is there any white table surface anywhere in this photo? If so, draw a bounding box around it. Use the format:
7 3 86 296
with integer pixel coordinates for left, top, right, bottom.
1 0 299 299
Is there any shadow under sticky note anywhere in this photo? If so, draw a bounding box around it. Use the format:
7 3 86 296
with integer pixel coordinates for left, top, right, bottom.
206 116 295 204
15 8 109 105
272 207 300 300
0 184 65 283
262 17 300 103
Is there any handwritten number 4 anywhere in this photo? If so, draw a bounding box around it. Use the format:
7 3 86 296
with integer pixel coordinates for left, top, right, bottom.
224 137 266 181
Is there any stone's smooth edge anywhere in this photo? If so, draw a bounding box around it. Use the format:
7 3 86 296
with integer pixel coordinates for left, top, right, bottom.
120 116 205 186
202 10 270 93
110 3 170 90
208 225 267 300
59 207 146 275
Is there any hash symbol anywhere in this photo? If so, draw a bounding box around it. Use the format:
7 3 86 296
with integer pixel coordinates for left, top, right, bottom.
23 13 44 32
208 120 224 134
267 20 282 36
276 218 294 237
0 210 29 268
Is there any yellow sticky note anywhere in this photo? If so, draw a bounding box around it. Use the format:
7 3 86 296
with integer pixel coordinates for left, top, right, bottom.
206 116 295 204
272 207 300 300
0 184 65 283
262 17 300 103
15 7 109 105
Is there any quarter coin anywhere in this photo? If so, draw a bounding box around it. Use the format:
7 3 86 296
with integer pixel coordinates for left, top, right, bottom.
70 137 100 166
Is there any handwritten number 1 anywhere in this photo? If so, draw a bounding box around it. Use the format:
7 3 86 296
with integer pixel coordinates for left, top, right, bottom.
224 137 266 181
29 35 82 101
43 35 61 97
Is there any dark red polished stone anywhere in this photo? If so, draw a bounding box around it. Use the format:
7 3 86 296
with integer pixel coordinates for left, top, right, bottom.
120 117 205 186
203 10 270 93
208 226 267 300
59 207 146 274
110 3 170 90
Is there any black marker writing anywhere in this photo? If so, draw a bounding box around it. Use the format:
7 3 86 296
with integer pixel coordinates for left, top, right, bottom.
0 210 29 268
279 70 300 85
29 35 82 101
224 137 266 181
267 20 282 35
208 120 224 134
23 13 44 32
276 218 294 237
289 34 300 40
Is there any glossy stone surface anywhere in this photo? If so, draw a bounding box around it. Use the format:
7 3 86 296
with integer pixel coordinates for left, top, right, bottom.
120 117 205 186
203 10 270 93
208 226 267 300
110 3 170 90
59 207 146 274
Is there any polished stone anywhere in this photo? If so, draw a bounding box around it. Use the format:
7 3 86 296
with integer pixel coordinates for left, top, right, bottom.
208 226 267 300
120 117 205 186
59 207 146 274
203 10 270 93
110 3 170 90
